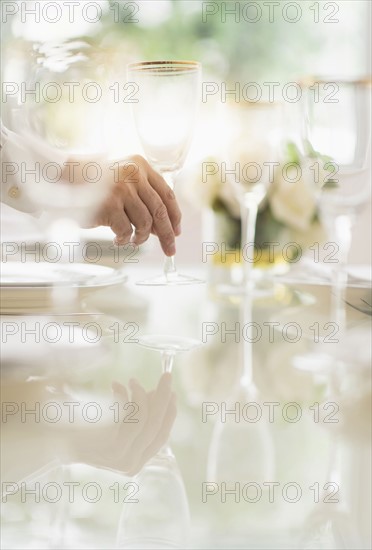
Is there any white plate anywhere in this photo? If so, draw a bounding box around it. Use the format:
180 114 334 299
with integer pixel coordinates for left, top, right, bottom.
0 262 127 314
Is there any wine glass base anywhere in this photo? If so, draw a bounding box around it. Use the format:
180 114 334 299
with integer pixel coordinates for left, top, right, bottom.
117 538 182 549
138 334 202 353
292 352 337 374
216 281 275 299
136 273 204 286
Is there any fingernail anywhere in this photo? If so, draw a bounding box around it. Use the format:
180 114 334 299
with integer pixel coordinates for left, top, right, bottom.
114 238 126 247
168 244 176 256
175 224 182 236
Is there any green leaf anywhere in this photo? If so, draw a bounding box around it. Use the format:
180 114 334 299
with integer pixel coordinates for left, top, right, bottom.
286 142 301 165
323 180 339 190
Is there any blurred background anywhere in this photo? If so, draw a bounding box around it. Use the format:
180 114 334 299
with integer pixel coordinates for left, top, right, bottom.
1 0 371 264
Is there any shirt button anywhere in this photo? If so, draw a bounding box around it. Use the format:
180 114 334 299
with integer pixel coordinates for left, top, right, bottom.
8 186 21 199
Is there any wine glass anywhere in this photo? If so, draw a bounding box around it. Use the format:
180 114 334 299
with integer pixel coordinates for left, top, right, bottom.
207 290 275 487
116 334 201 549
293 78 371 372
127 61 203 286
297 326 371 549
5 40 115 549
4 39 116 292
301 78 371 332
218 101 285 296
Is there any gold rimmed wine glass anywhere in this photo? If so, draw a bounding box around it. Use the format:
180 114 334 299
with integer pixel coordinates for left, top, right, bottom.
127 60 203 286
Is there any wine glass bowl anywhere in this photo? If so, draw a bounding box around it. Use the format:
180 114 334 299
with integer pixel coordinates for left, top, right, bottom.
128 61 200 173
227 101 284 204
116 453 191 549
207 385 275 485
11 40 111 157
301 78 371 216
5 39 112 222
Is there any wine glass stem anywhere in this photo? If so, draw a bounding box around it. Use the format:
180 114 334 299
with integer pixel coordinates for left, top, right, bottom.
239 198 258 389
164 255 177 278
161 351 175 373
241 198 258 287
160 351 175 455
51 464 70 548
240 292 254 390
162 172 178 280
328 213 353 335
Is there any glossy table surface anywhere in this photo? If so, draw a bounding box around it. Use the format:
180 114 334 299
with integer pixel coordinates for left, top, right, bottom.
1 261 371 549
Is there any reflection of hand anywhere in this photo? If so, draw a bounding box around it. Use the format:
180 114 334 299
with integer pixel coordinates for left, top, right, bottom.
91 155 182 256
73 373 177 476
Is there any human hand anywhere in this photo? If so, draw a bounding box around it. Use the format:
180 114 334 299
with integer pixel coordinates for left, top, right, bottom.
73 373 177 476
91 155 182 257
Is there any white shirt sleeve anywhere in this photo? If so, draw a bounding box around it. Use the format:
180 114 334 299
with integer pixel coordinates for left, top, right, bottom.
1 123 38 214
1 122 68 215
1 122 112 226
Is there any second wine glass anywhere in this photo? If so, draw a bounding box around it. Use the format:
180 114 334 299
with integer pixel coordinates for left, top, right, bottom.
301 77 371 332
219 101 284 296
207 290 275 487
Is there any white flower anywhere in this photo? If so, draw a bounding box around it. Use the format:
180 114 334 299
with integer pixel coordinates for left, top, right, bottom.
302 156 335 190
180 157 240 218
179 158 219 208
269 159 318 232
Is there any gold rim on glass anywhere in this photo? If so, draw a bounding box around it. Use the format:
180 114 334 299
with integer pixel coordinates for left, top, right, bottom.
128 60 201 74
299 75 372 88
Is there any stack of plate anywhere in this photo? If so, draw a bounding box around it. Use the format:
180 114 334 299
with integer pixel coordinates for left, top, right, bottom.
0 262 127 314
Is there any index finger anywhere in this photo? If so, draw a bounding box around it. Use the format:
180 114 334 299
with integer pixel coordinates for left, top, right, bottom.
130 373 173 453
117 379 148 454
148 169 182 236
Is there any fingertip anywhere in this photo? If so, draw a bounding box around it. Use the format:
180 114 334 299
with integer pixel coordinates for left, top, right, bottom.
129 378 141 392
162 372 172 384
112 381 129 402
175 224 182 237
164 243 176 257
112 380 122 393
158 372 172 390
114 238 128 247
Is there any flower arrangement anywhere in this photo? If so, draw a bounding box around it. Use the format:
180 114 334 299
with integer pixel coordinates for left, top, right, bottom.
188 141 333 267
